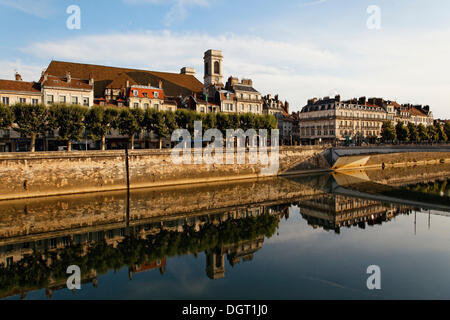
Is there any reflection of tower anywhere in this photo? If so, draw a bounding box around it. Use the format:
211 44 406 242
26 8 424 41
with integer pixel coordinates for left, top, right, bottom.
203 49 224 96
159 264 166 276
45 288 53 299
205 248 225 280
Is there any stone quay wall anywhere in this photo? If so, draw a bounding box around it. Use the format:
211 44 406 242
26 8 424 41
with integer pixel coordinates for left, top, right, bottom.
0 146 330 200
0 175 328 241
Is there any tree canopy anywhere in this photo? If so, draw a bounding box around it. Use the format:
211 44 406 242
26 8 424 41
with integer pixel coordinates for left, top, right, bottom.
85 105 119 150
49 104 89 151
1 104 279 151
12 103 48 152
0 104 14 130
381 121 396 142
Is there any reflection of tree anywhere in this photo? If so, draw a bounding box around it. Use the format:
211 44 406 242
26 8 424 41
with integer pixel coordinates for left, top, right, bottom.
0 253 51 294
394 179 450 205
0 213 280 297
406 179 450 197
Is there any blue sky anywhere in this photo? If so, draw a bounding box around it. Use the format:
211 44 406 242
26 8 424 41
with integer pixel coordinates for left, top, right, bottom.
0 0 449 117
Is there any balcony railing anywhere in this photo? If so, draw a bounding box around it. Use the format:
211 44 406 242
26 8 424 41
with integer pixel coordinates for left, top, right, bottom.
300 115 387 122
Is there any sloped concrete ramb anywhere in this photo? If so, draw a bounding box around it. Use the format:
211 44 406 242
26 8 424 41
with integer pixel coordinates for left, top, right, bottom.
330 146 450 170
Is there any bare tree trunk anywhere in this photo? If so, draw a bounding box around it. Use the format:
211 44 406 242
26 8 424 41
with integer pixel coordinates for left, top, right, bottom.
101 135 106 151
130 135 135 150
67 140 72 152
159 138 162 149
30 134 36 152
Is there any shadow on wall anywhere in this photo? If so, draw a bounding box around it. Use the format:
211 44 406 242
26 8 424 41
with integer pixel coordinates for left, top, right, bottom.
281 149 332 173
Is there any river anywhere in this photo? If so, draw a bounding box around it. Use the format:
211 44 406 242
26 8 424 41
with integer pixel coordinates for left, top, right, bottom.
1 165 449 299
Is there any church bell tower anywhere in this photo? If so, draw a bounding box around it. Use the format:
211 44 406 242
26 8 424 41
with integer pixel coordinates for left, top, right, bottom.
203 49 224 91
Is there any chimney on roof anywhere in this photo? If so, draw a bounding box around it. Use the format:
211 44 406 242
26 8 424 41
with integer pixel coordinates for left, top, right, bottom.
66 71 71 83
180 67 195 76
158 80 163 89
15 72 22 81
89 74 94 86
335 94 341 102
126 80 130 88
308 98 318 105
241 79 253 87
285 101 290 114
369 97 383 107
226 76 239 89
275 94 279 102
358 96 367 105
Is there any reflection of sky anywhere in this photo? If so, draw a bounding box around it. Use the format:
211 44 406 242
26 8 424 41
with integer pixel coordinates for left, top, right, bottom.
7 206 450 300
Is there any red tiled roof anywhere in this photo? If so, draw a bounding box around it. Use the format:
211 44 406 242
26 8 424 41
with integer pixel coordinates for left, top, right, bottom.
364 103 383 109
41 75 93 90
106 73 136 89
164 100 177 106
409 107 427 117
44 60 203 98
0 80 41 93
129 86 164 99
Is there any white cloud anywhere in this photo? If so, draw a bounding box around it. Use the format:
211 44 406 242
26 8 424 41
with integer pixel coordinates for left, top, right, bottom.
14 29 450 118
299 0 327 7
23 30 341 71
0 0 56 18
0 59 43 82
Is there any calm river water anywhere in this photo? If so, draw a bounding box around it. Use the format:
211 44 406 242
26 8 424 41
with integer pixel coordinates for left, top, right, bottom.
1 166 450 300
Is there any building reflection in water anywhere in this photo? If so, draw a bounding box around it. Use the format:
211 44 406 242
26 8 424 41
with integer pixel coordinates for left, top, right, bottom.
297 194 414 234
0 203 284 299
0 174 437 299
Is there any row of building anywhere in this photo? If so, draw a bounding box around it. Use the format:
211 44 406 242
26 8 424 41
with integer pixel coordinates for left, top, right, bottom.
297 95 434 145
0 50 272 114
0 49 436 150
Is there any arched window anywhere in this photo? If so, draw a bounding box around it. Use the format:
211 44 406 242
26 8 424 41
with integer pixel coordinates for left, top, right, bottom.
214 61 220 74
205 62 210 75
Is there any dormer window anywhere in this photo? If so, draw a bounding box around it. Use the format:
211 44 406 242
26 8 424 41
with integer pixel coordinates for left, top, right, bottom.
143 92 148 98
133 90 138 97
154 91 159 98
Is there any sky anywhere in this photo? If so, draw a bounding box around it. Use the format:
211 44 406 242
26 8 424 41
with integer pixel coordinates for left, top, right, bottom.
0 0 449 118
